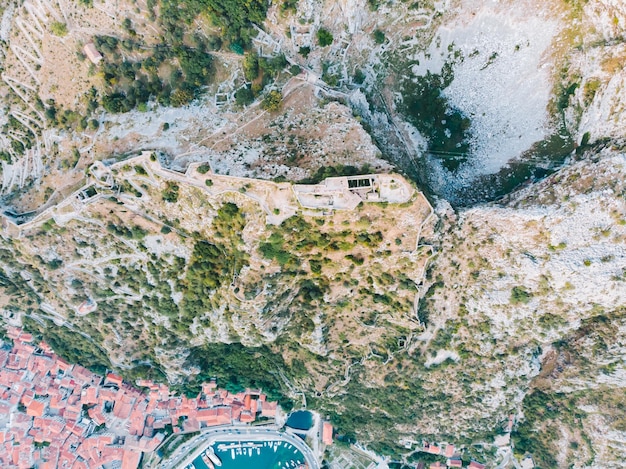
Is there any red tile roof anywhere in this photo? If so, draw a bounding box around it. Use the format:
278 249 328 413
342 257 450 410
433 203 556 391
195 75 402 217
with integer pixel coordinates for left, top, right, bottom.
430 463 447 469
81 386 98 405
121 449 141 469
105 372 124 387
469 462 486 469
240 411 255 423
426 444 441 455
26 400 45 417
444 444 455 458
261 400 277 417
0 328 280 469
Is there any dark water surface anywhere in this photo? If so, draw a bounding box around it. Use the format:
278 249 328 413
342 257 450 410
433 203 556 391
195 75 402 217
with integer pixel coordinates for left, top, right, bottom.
285 411 313 431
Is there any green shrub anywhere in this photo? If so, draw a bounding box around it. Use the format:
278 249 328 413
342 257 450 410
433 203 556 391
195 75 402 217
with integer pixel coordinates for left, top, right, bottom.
583 78 601 106
50 22 68 37
197 163 211 174
510 286 532 304
171 88 194 107
281 0 298 13
346 254 364 265
260 233 293 266
309 259 322 274
162 182 180 203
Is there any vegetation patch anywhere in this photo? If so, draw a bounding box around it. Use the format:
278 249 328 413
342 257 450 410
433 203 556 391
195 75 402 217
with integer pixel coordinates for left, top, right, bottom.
298 163 372 184
162 182 180 202
180 202 249 325
23 317 111 376
398 65 471 171
510 286 532 304
184 342 292 406
317 28 334 47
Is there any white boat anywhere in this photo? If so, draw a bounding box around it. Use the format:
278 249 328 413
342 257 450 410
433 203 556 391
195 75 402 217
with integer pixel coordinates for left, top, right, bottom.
206 448 222 467
201 452 215 469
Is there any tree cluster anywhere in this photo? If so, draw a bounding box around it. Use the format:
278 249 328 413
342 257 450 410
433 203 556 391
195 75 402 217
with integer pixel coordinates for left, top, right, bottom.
94 35 215 112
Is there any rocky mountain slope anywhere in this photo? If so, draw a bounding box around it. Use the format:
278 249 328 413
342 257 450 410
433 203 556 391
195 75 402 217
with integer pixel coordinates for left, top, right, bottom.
421 148 626 467
0 0 625 467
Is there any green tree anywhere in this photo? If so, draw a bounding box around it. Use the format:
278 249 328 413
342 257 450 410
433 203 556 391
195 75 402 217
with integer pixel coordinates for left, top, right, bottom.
243 53 259 81
235 86 254 106
204 0 268 45
316 28 333 47
207 35 223 51
372 29 385 44
261 90 282 111
102 93 130 113
259 54 287 76
281 0 298 13
353 69 366 84
175 46 213 87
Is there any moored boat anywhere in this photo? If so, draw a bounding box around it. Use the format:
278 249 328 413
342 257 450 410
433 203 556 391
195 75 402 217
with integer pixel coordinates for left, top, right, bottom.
206 448 222 467
201 452 215 469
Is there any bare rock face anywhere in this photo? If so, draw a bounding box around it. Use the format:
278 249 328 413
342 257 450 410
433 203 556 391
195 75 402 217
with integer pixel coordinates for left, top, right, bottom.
0 0 626 467
420 148 626 466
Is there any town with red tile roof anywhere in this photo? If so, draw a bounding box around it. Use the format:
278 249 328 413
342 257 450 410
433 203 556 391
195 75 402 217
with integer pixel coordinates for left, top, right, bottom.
0 327 280 469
